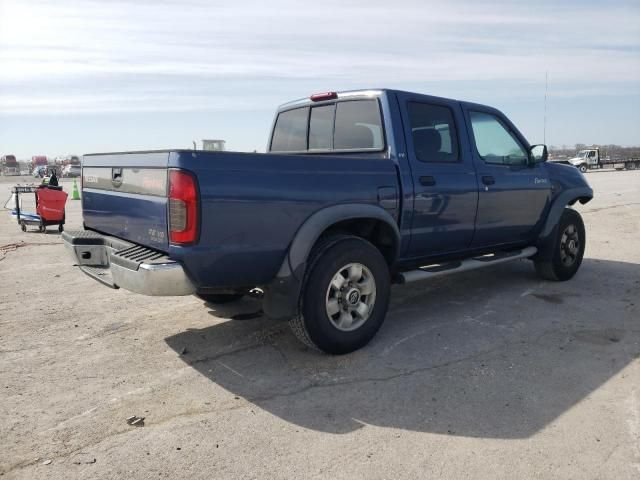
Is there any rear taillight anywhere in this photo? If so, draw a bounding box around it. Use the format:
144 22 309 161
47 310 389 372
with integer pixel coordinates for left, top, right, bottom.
168 169 199 245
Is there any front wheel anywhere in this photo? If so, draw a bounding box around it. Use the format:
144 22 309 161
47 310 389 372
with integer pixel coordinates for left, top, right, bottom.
534 208 585 281
290 235 391 354
579 164 588 173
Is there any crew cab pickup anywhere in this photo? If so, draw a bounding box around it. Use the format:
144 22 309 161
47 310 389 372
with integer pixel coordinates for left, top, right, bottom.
63 89 593 354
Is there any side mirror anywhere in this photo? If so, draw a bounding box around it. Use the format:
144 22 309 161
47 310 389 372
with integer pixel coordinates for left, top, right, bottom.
530 144 548 164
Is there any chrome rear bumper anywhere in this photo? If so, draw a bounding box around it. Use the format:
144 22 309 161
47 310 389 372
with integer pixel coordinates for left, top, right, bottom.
62 230 195 296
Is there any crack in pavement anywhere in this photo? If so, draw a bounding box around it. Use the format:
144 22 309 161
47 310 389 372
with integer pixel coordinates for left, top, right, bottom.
583 202 640 214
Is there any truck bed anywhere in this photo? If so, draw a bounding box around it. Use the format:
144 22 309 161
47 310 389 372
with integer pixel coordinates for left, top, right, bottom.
81 149 398 288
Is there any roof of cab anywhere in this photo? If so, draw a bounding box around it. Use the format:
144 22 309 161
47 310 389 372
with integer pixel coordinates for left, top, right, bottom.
277 89 386 111
275 88 486 112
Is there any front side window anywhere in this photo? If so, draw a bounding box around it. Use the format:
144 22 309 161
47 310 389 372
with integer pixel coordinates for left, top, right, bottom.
408 102 459 163
270 107 308 152
469 111 528 166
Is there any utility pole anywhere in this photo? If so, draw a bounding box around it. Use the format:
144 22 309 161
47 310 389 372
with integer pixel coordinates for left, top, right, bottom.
544 71 548 145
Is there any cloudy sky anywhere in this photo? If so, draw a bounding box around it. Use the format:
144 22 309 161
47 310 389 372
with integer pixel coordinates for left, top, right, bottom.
1 0 638 158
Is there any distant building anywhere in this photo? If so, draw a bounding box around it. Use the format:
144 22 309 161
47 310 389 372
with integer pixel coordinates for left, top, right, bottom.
202 139 226 151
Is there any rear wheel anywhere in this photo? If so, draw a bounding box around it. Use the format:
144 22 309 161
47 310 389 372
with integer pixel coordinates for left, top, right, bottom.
534 209 585 281
196 292 244 304
290 235 391 354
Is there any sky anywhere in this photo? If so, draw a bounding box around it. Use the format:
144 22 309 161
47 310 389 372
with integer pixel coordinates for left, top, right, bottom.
1 0 639 158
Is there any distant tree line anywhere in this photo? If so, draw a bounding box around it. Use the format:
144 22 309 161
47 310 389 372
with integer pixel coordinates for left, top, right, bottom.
550 144 640 160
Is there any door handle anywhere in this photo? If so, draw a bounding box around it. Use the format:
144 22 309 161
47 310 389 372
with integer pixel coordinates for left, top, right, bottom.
481 175 495 185
419 176 436 186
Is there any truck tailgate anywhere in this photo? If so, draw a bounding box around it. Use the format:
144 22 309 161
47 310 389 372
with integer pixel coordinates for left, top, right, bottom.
82 152 170 251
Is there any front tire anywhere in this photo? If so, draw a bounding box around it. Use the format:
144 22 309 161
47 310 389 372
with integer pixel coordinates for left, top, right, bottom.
290 235 391 354
579 164 588 173
534 208 585 281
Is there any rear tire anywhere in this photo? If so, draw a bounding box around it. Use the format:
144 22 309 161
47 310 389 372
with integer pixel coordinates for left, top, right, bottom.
534 209 585 281
290 235 391 354
196 293 244 304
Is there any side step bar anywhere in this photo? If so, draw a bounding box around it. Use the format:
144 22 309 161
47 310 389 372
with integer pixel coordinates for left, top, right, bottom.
397 247 538 284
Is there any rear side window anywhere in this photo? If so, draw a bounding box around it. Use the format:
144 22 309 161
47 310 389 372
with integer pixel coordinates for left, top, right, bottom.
334 100 383 150
270 107 308 152
407 102 459 163
469 111 528 166
309 105 335 150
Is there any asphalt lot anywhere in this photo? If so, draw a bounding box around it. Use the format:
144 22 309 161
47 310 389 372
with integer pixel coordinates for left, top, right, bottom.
1 170 639 479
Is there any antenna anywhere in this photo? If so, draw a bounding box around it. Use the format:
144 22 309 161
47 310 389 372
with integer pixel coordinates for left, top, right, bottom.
544 71 548 145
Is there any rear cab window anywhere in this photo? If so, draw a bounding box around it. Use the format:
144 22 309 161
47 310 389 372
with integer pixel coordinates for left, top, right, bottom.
270 98 384 153
270 107 309 152
309 104 335 150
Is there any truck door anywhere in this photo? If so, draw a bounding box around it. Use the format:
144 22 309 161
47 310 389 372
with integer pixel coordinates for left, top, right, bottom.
398 93 479 258
464 106 551 247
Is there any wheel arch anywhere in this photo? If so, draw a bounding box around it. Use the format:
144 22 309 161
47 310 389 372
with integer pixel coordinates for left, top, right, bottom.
538 186 592 245
287 204 400 276
263 204 400 319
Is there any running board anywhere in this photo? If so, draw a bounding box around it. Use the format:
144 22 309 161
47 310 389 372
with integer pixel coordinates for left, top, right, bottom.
397 246 538 284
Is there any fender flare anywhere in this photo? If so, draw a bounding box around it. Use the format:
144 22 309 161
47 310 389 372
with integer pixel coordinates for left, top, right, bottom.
538 186 593 243
263 204 401 319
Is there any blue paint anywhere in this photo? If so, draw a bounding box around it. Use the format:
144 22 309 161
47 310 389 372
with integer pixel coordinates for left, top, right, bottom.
80 89 592 289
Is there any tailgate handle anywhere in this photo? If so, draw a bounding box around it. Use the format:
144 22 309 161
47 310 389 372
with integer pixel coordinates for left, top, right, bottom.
112 168 123 187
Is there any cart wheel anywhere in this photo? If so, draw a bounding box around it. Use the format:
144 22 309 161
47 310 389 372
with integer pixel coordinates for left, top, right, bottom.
58 224 64 233
21 224 26 232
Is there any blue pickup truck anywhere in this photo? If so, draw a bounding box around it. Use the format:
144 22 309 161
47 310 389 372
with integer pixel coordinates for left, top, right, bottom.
63 89 593 354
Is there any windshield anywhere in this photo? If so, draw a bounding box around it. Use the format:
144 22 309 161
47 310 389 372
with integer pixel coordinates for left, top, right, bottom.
576 150 589 158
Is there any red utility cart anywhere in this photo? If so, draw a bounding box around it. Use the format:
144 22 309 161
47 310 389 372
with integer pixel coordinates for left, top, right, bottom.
11 185 68 233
